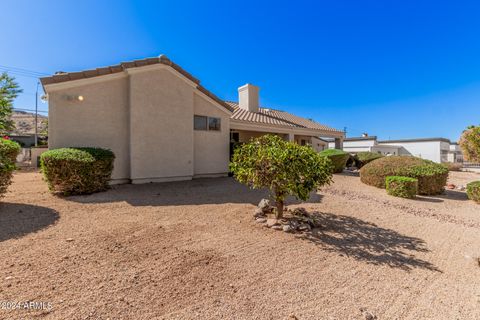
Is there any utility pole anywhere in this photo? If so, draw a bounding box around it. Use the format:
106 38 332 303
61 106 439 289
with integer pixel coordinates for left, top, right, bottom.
35 81 39 147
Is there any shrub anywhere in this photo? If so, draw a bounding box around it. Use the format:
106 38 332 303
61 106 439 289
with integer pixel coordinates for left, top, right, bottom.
466 181 480 204
386 176 418 199
360 156 448 195
459 126 480 163
41 147 115 195
318 149 350 173
230 135 333 218
0 138 20 198
356 152 384 168
442 162 463 172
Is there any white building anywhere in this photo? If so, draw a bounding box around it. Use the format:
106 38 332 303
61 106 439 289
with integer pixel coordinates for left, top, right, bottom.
325 134 462 164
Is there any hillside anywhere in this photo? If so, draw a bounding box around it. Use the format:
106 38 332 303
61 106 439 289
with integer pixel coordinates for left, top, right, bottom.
9 111 48 135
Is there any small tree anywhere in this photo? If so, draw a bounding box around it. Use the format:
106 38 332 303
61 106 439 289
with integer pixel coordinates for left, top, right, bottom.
459 125 480 163
0 73 22 135
230 134 333 218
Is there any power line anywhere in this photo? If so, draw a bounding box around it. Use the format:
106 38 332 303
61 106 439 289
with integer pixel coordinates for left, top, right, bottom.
0 65 48 76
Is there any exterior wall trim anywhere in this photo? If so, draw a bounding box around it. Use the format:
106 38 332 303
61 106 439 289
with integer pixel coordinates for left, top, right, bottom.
230 120 344 138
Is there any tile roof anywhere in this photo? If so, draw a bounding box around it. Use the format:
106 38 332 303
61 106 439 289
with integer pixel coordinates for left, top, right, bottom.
226 101 342 134
40 55 234 112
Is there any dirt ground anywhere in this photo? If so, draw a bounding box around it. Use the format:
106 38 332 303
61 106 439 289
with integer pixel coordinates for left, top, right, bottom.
0 170 479 320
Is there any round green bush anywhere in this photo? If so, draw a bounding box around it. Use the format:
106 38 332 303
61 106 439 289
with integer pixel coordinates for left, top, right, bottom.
41 147 115 195
360 156 448 195
386 176 418 199
356 151 384 168
0 139 20 199
466 181 480 204
319 149 350 173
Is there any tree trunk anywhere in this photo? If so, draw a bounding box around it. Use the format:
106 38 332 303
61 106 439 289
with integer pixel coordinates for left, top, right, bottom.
276 199 284 219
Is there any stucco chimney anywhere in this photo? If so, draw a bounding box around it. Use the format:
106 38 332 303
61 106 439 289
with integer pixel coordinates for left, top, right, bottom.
238 84 260 113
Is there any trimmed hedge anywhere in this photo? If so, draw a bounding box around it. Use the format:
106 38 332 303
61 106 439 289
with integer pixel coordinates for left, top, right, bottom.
0 139 21 198
466 181 480 204
356 152 384 168
319 149 350 173
386 176 418 199
41 147 115 195
442 162 463 172
360 156 448 195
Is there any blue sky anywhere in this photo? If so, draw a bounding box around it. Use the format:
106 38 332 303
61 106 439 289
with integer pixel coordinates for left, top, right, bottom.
1 0 479 141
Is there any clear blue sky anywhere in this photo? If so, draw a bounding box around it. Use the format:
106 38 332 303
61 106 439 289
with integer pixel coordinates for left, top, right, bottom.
1 0 479 141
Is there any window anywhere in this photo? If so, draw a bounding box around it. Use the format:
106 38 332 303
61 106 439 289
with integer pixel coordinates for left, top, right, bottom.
194 115 207 130
208 117 221 131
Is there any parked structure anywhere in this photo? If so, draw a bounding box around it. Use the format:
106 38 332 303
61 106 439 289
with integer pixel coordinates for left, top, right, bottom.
41 55 343 184
327 133 462 163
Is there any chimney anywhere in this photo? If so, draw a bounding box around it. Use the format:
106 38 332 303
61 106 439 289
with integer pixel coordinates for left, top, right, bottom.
238 84 260 113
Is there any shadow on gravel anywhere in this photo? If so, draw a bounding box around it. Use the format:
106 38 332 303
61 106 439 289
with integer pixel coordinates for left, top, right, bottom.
0 203 59 242
66 177 323 207
299 211 441 272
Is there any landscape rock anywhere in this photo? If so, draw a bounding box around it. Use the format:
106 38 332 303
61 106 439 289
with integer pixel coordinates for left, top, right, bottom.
292 207 308 216
283 225 294 233
446 183 456 190
258 199 273 213
266 219 280 228
255 218 267 224
253 208 265 218
271 225 283 230
457 185 466 191
298 223 311 231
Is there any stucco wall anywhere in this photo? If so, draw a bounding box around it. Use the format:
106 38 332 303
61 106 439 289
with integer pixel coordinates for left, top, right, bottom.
47 75 130 181
193 93 230 176
129 67 195 182
379 141 441 163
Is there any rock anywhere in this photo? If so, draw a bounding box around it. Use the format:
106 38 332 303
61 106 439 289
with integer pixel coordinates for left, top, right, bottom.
283 225 294 233
271 225 283 230
5 276 13 280
446 183 456 190
298 223 311 231
266 219 280 228
258 198 274 213
253 208 265 218
364 311 377 320
457 185 466 191
292 207 308 216
255 218 267 224
66 238 74 242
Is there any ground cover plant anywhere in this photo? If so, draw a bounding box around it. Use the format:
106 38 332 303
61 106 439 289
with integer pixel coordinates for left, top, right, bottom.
466 181 480 204
318 149 350 173
386 176 418 199
230 134 333 218
0 138 20 198
41 147 115 195
360 156 448 195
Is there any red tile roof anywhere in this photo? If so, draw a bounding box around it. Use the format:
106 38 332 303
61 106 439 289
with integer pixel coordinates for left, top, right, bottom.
226 101 342 134
40 55 234 112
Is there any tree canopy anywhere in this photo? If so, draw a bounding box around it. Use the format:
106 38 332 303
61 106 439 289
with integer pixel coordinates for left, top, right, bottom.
0 72 22 135
459 125 480 163
230 134 333 218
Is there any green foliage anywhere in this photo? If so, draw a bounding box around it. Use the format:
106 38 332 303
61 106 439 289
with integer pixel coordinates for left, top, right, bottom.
360 156 448 195
386 176 418 199
230 135 333 218
0 138 20 198
0 73 22 135
466 181 480 204
459 126 480 163
356 152 384 168
318 149 350 173
41 147 115 195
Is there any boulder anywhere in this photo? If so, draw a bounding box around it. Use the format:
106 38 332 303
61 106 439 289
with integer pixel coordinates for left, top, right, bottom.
266 219 280 228
258 199 274 213
253 208 265 218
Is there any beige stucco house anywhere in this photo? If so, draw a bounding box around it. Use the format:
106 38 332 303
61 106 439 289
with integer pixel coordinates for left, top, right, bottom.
41 55 344 184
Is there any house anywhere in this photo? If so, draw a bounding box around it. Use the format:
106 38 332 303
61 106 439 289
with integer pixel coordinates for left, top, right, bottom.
326 133 462 163
40 55 344 184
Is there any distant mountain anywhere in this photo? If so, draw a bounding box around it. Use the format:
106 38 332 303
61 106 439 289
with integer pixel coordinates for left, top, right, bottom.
10 111 48 135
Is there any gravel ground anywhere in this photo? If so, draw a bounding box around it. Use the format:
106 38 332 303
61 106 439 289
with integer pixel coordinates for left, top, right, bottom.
0 171 479 320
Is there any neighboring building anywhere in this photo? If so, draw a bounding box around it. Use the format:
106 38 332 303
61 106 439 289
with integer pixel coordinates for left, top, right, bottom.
378 138 460 163
41 55 344 184
326 133 462 163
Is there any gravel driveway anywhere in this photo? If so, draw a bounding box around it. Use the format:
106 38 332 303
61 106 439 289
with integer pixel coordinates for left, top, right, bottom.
0 171 479 320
